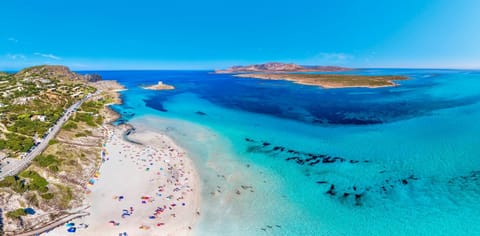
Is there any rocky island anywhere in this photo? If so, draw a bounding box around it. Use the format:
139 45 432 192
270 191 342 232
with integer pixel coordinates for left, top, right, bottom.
216 62 408 89
142 81 175 90
235 73 409 88
215 62 350 73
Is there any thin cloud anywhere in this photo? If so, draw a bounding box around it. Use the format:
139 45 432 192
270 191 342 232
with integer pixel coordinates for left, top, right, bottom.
7 37 18 43
6 53 26 60
34 52 62 60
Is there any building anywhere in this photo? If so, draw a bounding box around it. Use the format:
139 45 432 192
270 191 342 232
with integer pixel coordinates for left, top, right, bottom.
31 115 47 122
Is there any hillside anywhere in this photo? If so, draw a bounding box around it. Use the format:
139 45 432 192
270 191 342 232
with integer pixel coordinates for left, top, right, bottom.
0 65 124 235
0 65 98 157
215 62 350 73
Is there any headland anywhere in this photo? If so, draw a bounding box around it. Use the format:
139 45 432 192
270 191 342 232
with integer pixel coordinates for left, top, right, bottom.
0 66 199 236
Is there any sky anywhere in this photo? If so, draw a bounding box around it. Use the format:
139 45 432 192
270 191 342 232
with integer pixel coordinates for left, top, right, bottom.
1 0 479 70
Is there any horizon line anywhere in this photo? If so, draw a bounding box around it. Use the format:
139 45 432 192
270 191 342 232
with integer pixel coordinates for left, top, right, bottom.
73 67 480 72
2 64 480 72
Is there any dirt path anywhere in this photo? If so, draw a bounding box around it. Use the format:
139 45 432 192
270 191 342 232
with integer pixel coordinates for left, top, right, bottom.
5 206 91 236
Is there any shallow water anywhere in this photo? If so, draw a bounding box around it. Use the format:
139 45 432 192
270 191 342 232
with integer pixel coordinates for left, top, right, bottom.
83 69 480 235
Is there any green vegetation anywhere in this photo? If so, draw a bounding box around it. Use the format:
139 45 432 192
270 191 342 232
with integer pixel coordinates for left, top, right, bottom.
0 65 96 155
0 170 49 194
73 112 97 127
6 208 27 218
235 73 409 88
77 100 106 126
80 100 104 113
0 66 109 218
8 118 50 137
49 165 60 172
48 139 59 145
62 120 78 130
95 115 104 125
0 133 34 152
40 192 54 200
34 154 61 172
102 96 115 104
56 184 73 208
75 130 92 137
19 170 49 193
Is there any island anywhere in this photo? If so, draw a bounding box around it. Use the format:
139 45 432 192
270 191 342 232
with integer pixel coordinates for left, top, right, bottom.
141 81 175 90
234 73 409 88
215 62 350 73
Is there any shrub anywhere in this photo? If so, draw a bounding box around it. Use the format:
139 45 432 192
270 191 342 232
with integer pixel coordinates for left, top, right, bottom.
6 208 26 218
62 121 78 130
34 154 60 168
19 170 49 193
0 133 34 152
48 139 59 145
40 193 54 200
48 165 59 172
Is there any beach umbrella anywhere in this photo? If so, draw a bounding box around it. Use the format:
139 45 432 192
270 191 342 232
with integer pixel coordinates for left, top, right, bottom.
24 208 36 215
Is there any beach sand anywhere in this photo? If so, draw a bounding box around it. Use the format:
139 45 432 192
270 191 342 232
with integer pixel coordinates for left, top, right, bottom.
44 124 200 235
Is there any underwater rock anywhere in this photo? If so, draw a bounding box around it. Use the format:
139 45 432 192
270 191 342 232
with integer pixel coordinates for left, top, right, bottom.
308 160 321 166
326 184 336 196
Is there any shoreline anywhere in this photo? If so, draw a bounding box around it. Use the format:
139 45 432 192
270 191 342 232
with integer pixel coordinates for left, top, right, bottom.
1 80 123 235
234 73 408 89
36 81 201 235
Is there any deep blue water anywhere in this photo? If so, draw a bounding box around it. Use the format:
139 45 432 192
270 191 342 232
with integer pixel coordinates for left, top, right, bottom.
81 69 480 235
85 70 479 126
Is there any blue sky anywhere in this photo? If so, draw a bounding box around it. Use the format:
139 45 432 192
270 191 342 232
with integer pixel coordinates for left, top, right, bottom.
1 0 479 70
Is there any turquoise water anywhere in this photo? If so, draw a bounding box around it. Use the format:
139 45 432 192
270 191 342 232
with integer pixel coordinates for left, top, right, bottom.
84 69 480 235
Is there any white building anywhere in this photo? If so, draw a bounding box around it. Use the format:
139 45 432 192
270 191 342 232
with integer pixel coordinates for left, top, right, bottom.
31 115 47 122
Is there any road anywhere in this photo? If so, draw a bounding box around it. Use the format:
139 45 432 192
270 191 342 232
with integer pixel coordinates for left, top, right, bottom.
0 93 93 180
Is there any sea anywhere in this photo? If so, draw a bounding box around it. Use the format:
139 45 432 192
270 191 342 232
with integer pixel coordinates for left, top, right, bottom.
81 69 480 236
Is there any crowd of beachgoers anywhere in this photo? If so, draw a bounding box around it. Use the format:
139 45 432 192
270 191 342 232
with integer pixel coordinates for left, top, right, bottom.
45 124 200 235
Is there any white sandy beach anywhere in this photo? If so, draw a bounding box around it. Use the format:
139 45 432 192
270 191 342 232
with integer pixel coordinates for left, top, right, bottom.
44 124 200 236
